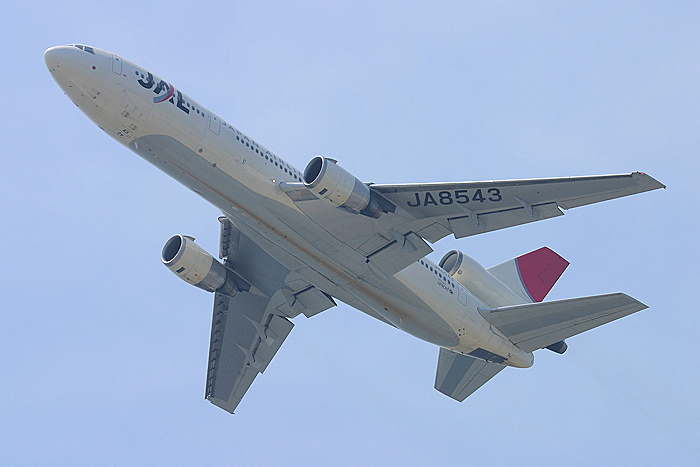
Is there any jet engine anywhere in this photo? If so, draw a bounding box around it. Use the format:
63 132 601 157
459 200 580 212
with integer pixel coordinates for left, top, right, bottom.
303 155 383 218
161 234 241 296
439 250 524 308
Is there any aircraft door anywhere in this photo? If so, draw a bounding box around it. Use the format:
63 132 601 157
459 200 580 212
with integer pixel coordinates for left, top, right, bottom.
111 54 122 74
208 114 221 135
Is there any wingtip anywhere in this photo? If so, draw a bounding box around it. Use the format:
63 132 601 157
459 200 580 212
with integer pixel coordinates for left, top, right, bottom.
614 292 649 311
633 172 666 190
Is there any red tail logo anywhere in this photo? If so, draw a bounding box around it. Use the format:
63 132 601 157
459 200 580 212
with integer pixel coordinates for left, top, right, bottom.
516 247 570 302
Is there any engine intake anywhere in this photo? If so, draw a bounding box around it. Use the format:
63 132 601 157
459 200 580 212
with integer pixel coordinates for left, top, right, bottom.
162 234 240 296
303 156 383 218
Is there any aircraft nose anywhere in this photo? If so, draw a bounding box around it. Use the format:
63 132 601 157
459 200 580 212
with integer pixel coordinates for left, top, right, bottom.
45 44 109 116
45 44 104 82
44 45 72 71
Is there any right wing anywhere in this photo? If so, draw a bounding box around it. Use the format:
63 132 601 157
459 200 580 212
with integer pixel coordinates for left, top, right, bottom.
479 293 648 353
206 291 294 413
435 348 505 401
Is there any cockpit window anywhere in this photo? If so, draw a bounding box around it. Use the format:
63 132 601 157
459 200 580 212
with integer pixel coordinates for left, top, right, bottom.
72 44 95 55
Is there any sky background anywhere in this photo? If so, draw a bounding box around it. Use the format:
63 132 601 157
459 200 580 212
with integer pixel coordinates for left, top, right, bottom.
1 1 698 465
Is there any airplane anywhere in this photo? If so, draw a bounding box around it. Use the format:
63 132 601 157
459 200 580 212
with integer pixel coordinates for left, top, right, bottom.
45 44 665 413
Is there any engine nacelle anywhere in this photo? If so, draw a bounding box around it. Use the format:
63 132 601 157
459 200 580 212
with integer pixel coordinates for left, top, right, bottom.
303 155 383 218
439 250 525 308
161 235 240 296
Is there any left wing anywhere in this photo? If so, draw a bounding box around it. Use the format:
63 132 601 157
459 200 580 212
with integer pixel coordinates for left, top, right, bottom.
206 218 336 413
283 172 663 279
371 171 665 239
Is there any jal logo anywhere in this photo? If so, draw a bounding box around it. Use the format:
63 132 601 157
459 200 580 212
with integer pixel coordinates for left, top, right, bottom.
137 71 189 114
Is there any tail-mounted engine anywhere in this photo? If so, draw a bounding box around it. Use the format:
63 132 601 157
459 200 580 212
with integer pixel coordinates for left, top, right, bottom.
439 249 525 308
162 234 243 296
303 156 384 218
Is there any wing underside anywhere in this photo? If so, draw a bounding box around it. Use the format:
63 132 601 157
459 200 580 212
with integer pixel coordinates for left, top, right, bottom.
205 217 336 413
206 291 294 413
372 172 665 239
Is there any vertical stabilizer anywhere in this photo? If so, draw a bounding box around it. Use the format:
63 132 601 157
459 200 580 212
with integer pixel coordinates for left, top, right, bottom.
487 247 569 303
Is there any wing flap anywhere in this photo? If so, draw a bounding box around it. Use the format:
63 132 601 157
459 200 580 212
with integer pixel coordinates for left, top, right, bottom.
280 185 435 278
447 202 564 238
365 231 433 278
435 348 505 401
479 293 648 353
269 282 337 319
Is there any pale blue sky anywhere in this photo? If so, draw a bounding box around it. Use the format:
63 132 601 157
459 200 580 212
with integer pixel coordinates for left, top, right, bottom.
1 2 698 465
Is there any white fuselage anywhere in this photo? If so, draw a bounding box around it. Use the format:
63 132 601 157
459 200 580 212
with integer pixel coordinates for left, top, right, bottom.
45 45 533 368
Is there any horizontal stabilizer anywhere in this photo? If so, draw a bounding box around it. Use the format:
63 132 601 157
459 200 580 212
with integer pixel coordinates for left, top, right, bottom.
435 348 505 401
479 293 647 353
